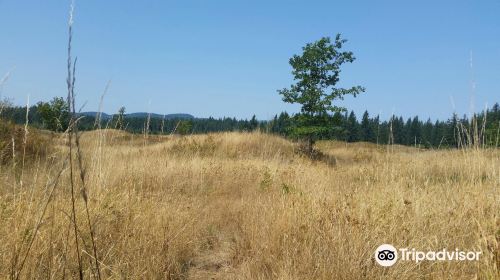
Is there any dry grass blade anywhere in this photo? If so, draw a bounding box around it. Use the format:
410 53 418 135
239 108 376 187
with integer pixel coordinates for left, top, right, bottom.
64 2 102 279
12 158 69 280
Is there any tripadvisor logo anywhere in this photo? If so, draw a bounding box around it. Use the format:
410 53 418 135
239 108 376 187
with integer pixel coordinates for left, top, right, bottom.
375 244 398 266
374 244 482 267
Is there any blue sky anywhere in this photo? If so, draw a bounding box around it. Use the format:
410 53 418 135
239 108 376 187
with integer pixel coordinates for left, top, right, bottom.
0 0 499 120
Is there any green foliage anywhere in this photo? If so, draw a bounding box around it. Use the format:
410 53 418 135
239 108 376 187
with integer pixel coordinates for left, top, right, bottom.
269 112 291 135
281 183 294 194
114 106 126 130
484 103 500 147
286 113 336 139
1 95 499 149
36 97 69 132
360 111 375 142
176 120 193 135
278 35 364 153
249 115 259 130
278 35 365 115
345 111 359 142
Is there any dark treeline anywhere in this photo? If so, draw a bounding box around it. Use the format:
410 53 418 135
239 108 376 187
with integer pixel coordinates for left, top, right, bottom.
0 102 262 134
269 105 500 148
1 101 499 148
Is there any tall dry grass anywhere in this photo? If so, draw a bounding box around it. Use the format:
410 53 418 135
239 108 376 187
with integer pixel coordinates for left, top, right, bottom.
0 130 498 279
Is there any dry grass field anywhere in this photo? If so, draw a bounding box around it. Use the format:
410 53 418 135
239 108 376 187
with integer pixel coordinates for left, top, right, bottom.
0 130 498 279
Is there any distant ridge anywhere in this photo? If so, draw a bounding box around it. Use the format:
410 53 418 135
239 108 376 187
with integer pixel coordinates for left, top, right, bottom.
79 112 194 120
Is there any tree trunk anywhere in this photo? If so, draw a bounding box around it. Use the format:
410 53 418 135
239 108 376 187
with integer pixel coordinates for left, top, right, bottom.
307 136 314 157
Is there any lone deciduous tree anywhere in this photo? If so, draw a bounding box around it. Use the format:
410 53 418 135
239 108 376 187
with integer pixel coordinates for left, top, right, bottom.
37 97 70 132
278 35 364 155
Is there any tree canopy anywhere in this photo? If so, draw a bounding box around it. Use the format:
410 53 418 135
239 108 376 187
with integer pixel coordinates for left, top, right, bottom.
278 35 365 154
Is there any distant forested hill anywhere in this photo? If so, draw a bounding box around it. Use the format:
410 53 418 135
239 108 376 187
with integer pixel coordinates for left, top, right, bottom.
78 112 194 120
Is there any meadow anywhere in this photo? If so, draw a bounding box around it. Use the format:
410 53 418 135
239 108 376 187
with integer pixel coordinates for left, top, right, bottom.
0 129 498 279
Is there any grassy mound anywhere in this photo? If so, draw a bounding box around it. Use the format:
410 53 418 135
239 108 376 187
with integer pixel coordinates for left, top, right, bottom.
1 131 498 279
78 130 297 162
166 132 296 161
0 120 53 165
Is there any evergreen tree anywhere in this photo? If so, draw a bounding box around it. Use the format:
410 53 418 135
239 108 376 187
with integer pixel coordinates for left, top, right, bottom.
403 118 412 145
431 120 441 147
249 115 258 130
360 110 375 142
373 114 381 144
446 114 459 148
421 119 433 147
410 116 421 146
346 111 359 142
331 111 345 139
391 117 405 144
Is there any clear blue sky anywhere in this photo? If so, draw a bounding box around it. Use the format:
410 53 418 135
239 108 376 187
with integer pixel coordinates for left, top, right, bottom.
0 0 499 120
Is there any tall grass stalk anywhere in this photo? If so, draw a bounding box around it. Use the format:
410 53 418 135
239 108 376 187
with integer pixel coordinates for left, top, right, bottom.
65 2 101 279
20 96 29 188
143 102 152 143
92 81 111 187
65 3 83 278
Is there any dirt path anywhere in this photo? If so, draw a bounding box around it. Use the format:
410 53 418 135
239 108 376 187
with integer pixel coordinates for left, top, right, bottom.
187 231 235 279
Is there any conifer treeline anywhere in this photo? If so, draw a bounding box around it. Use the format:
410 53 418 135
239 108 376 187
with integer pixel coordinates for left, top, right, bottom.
1 102 499 148
268 104 500 148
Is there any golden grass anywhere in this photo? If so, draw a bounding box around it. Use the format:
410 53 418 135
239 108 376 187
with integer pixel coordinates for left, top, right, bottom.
0 130 498 279
0 120 53 165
